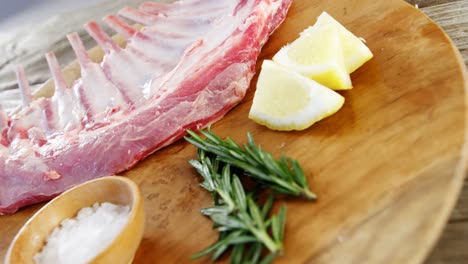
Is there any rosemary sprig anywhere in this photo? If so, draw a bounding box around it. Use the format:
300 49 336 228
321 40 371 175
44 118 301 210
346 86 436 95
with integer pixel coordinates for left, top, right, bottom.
190 150 287 263
185 129 316 200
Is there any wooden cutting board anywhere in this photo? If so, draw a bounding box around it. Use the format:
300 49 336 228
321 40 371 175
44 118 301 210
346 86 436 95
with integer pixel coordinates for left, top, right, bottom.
1 0 467 263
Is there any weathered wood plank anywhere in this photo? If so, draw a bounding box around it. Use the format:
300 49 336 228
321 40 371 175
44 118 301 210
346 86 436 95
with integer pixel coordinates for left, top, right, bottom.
420 1 468 263
421 1 468 65
407 0 463 8
448 178 468 222
426 179 468 263
426 219 468 263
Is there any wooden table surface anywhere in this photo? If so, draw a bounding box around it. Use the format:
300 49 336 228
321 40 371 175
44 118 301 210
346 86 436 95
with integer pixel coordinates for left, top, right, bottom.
0 0 466 263
406 1 468 263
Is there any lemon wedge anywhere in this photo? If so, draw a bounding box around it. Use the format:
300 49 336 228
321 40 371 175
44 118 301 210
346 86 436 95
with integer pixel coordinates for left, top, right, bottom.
248 60 344 131
273 25 352 90
313 12 374 73
272 12 374 90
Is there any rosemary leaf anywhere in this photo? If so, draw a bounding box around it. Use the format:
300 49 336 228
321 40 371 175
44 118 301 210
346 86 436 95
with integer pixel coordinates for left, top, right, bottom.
271 215 280 244
187 129 315 263
191 239 224 260
230 244 245 264
201 206 231 216
291 159 308 188
184 129 316 200
278 206 287 242
245 242 263 263
259 253 277 264
261 193 275 220
210 213 247 230
232 176 247 211
247 197 265 231
212 244 229 261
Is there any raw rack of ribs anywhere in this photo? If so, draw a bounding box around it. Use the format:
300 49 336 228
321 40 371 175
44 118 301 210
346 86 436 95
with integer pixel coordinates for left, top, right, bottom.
0 0 292 214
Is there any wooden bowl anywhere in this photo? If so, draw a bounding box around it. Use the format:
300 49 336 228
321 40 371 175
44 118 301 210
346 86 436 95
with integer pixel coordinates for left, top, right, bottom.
4 176 145 264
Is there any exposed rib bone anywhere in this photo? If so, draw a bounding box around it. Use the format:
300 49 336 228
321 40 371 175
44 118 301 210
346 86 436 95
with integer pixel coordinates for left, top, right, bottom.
103 15 137 40
15 66 33 108
118 6 159 26
45 52 68 95
40 99 57 134
139 2 172 15
0 105 9 146
84 21 121 54
8 67 47 140
139 0 224 16
66 33 92 68
0 105 8 129
86 22 144 105
45 51 83 132
67 32 128 121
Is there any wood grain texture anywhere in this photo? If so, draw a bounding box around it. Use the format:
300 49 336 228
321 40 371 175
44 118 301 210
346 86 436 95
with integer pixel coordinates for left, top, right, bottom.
0 0 467 263
421 1 468 65
407 0 462 8
418 2 468 263
426 219 468 263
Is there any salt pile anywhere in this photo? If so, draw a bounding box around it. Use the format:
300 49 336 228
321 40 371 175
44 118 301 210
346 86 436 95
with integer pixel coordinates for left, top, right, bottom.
34 202 130 264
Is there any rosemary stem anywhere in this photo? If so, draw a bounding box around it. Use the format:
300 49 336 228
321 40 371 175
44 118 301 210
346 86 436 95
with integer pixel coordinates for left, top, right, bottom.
302 187 317 200
186 129 316 263
250 228 281 254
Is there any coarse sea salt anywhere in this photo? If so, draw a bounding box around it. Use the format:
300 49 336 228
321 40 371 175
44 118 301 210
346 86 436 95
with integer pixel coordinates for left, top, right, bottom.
34 202 130 264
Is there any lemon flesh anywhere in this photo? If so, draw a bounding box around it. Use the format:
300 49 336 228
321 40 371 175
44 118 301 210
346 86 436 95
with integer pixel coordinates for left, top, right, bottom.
272 12 374 90
313 12 374 73
273 26 352 90
248 60 345 131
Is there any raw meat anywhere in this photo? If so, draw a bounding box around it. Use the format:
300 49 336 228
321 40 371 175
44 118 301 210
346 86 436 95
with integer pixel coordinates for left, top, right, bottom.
0 0 292 215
